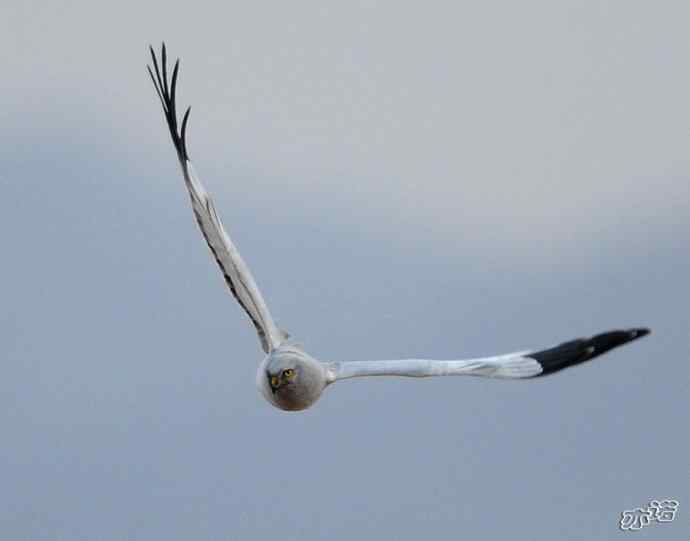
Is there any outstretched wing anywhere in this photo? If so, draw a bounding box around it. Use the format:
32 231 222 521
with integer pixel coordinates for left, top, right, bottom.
147 43 288 353
331 328 649 381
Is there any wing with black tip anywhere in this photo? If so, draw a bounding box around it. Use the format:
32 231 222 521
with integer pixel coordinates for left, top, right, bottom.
148 44 288 354
331 328 650 380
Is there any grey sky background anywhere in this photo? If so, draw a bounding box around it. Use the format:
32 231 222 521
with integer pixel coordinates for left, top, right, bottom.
2 1 689 539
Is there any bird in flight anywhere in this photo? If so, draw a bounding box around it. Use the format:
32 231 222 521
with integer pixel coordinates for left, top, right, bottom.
147 44 649 412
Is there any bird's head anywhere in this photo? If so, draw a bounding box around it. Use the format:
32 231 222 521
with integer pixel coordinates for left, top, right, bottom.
257 345 329 411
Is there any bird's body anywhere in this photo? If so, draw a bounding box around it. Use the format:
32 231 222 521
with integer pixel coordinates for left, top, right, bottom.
148 44 650 412
257 345 331 411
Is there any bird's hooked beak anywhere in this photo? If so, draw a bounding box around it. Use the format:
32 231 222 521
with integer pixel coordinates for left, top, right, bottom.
267 371 280 394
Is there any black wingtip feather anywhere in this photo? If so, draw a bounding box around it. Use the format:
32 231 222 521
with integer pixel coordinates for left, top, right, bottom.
161 43 169 99
181 106 191 160
147 42 191 162
528 327 650 376
147 65 166 111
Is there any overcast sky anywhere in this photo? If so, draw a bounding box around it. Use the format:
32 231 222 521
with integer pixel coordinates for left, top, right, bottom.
2 1 689 540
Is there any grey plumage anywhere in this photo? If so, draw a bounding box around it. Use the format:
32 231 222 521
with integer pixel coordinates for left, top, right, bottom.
148 44 650 412
257 345 330 411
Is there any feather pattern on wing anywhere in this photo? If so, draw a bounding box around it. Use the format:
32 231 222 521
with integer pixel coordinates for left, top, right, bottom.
148 43 288 353
331 328 649 381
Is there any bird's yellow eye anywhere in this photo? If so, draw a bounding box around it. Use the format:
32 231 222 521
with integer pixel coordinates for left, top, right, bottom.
283 368 294 378
270 376 280 388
